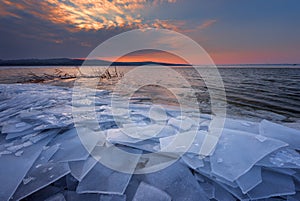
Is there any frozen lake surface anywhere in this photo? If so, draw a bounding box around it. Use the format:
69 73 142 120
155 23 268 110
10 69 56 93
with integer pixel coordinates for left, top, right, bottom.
0 83 300 201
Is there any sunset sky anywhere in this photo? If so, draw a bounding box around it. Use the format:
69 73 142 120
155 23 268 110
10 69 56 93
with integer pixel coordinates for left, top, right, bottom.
0 0 299 64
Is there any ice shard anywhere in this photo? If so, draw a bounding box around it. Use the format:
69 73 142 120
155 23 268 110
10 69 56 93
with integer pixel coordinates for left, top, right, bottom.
247 170 295 199
222 118 260 134
257 147 300 168
260 120 300 150
141 161 210 201
44 193 66 201
236 166 262 193
64 191 100 201
12 162 70 200
99 194 126 201
213 183 236 201
76 146 141 194
132 182 171 201
76 162 133 195
49 127 99 163
68 156 98 181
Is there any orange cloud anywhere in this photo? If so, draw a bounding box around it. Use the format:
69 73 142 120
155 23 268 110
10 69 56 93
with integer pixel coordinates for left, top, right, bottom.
0 0 178 31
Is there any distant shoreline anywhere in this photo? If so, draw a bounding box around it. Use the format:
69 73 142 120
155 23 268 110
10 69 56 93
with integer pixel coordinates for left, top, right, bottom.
0 58 190 67
0 58 298 67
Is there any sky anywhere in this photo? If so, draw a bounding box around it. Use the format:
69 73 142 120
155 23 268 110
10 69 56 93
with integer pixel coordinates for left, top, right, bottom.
0 0 299 64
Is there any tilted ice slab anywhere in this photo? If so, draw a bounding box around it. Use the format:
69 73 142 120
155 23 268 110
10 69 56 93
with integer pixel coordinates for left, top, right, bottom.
247 170 295 199
257 147 300 168
68 156 98 182
0 136 54 201
210 128 287 182
11 143 70 201
260 120 300 150
236 166 262 194
139 161 210 201
132 182 171 201
76 146 142 195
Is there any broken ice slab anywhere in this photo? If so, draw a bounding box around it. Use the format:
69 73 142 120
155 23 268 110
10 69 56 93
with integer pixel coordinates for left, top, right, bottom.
180 154 204 170
155 125 177 138
21 186 63 201
99 194 126 201
159 130 202 155
236 166 262 194
111 139 160 153
217 182 250 201
257 147 300 169
260 120 300 150
76 146 142 194
197 180 215 199
287 192 300 201
140 161 210 201
76 162 133 195
118 124 168 141
12 162 70 201
213 182 236 201
167 116 197 132
49 127 101 163
214 175 238 188
134 152 178 174
44 193 66 201
132 182 171 201
0 136 53 201
210 128 287 182
267 167 297 176
195 160 212 177
147 105 169 122
5 129 40 140
108 124 177 143
221 118 260 134
1 121 33 134
247 170 295 200
30 128 61 144
68 156 97 182
66 174 79 191
64 191 100 201
106 128 145 144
